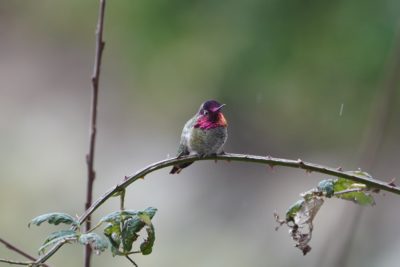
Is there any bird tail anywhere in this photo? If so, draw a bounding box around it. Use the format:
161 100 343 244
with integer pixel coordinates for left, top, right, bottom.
169 161 194 174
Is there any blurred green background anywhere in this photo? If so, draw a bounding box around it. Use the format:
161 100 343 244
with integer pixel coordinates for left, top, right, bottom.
1 0 400 266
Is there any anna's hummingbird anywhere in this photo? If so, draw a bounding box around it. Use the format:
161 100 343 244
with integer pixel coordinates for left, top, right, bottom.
170 100 228 174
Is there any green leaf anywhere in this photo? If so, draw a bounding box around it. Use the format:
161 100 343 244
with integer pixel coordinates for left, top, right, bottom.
29 212 78 227
38 231 78 254
317 179 334 198
333 178 354 191
104 222 122 256
100 207 157 224
142 207 157 219
101 207 158 255
286 199 304 222
43 230 77 245
335 190 375 205
100 211 123 224
121 217 141 252
140 224 155 255
79 233 109 255
138 212 152 226
333 178 375 206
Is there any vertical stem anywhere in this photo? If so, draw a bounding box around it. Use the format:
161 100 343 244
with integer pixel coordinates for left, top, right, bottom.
85 1 106 267
120 189 126 211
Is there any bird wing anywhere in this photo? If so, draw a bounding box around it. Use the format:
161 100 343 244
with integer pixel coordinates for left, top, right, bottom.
176 115 197 157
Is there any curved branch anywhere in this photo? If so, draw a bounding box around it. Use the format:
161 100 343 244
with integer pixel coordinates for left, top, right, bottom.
33 153 400 265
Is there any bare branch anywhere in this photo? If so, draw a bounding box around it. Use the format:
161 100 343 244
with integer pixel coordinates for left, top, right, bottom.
84 0 106 266
0 238 49 267
0 258 33 266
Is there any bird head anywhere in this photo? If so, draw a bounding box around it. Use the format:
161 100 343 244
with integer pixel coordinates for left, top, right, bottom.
195 100 227 129
198 100 225 116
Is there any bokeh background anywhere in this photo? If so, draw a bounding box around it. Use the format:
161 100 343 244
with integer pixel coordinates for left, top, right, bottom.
1 1 400 266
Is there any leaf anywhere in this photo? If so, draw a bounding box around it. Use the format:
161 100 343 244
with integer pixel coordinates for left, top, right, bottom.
121 217 141 252
79 233 109 255
100 211 123 224
292 197 324 227
138 212 152 226
333 178 375 206
104 222 121 251
142 207 157 219
335 190 375 205
29 213 78 227
101 207 157 255
278 196 324 255
286 200 304 222
38 231 78 254
140 224 155 255
43 230 77 245
317 179 334 198
100 207 157 224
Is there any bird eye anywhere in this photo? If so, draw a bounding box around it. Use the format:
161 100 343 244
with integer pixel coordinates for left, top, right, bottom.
203 110 208 115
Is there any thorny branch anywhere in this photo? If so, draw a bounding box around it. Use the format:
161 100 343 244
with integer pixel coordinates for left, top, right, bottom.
30 153 400 266
84 0 106 266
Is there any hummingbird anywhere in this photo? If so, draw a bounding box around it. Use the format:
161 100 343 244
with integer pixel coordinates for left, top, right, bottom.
170 100 228 174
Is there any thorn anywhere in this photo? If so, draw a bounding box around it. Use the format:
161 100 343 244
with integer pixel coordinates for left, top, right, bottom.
297 159 304 165
336 167 343 171
371 188 380 193
139 176 145 180
266 155 272 159
268 163 274 171
388 177 397 187
124 176 129 181
305 169 312 174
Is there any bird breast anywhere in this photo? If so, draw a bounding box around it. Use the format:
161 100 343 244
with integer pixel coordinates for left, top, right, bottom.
188 126 227 156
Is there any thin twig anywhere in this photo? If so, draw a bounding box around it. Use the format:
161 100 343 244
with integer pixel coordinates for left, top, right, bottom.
0 258 33 266
0 238 49 267
125 255 138 267
84 0 106 267
33 153 400 266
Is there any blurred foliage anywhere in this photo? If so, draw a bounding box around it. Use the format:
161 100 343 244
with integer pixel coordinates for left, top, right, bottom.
3 0 399 153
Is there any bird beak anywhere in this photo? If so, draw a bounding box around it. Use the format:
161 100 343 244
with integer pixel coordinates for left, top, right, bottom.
212 104 226 112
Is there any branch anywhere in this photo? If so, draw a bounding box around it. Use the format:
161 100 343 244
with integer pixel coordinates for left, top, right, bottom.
78 153 400 224
84 0 106 266
0 259 33 266
33 153 400 265
0 238 49 267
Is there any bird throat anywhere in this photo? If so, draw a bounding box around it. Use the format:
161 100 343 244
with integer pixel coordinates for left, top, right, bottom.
194 113 227 130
